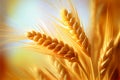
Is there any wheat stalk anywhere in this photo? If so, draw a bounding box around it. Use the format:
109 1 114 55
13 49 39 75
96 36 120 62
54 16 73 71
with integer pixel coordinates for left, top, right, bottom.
98 39 114 78
60 9 90 56
26 30 78 62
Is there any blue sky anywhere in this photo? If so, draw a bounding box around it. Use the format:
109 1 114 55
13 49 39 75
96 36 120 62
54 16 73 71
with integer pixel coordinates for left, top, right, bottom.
6 0 90 32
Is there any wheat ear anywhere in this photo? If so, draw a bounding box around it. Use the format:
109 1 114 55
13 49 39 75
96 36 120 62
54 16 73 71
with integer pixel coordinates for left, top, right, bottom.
98 39 114 78
71 62 90 80
50 57 71 80
67 61 86 79
26 30 78 62
60 9 90 56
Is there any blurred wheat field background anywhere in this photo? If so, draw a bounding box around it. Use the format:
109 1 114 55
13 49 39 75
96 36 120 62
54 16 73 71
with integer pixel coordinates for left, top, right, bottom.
0 0 120 80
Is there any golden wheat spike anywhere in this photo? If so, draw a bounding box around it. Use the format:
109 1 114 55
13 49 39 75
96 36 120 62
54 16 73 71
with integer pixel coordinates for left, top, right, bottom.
99 39 114 77
71 62 81 75
50 57 71 80
60 9 90 57
26 30 78 62
70 62 89 80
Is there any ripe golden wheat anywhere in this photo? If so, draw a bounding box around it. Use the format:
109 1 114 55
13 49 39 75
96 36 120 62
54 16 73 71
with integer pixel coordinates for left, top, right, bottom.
26 30 78 62
50 57 71 80
98 39 114 78
0 0 120 80
60 9 90 56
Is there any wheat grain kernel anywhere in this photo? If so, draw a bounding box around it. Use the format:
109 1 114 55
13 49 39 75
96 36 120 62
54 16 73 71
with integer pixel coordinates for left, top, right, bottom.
67 13 72 20
26 32 32 37
31 30 36 35
33 35 40 42
54 44 62 52
48 43 57 49
70 17 75 26
43 40 52 46
37 38 45 45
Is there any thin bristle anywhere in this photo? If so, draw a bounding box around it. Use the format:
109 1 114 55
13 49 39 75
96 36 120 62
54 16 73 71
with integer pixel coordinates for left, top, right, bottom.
26 30 78 62
60 9 90 57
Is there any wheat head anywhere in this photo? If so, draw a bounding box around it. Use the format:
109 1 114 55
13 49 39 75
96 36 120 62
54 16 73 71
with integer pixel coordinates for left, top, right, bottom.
98 39 114 78
60 9 90 57
65 60 87 78
50 57 71 80
26 30 78 62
